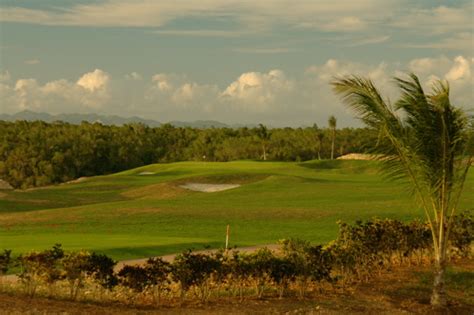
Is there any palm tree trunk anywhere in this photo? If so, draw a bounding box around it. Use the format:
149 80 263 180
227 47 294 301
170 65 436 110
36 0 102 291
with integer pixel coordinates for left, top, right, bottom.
431 219 448 308
262 144 267 161
330 130 335 160
431 255 447 307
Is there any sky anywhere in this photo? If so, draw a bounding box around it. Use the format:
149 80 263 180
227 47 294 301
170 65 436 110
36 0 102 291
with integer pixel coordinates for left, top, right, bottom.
0 0 472 127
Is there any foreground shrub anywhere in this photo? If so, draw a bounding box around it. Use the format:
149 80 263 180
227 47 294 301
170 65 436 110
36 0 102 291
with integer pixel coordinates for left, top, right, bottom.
280 239 332 297
267 255 297 298
327 215 472 283
17 244 64 297
246 248 274 299
118 257 171 305
0 249 12 276
327 219 432 282
61 251 91 300
449 211 474 257
171 250 222 302
85 253 118 289
224 250 253 300
118 265 149 292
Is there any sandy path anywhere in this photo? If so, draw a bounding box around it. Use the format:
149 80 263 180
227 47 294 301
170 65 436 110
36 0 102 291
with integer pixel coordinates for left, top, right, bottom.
114 244 279 271
1 244 279 283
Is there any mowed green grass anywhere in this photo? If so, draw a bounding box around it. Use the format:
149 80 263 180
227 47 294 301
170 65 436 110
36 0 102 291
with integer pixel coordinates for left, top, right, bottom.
1 160 473 261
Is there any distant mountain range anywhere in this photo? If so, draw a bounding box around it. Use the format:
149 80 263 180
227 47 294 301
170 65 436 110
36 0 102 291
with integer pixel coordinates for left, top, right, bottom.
0 110 252 128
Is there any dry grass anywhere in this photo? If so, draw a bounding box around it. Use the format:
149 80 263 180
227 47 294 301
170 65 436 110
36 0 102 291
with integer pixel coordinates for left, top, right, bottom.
121 183 190 200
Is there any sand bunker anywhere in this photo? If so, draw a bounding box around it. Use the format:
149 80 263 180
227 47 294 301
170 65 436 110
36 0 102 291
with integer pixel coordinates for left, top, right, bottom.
138 171 155 175
337 153 380 160
65 177 88 184
179 183 240 193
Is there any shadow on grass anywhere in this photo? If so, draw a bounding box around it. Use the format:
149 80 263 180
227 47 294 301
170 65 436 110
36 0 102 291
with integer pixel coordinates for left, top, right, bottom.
417 268 474 292
383 267 474 312
298 159 378 174
174 173 269 185
298 160 344 170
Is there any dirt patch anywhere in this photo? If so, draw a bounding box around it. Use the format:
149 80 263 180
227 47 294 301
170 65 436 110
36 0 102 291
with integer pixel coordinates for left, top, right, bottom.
121 183 188 200
179 183 240 193
0 179 13 190
0 207 80 225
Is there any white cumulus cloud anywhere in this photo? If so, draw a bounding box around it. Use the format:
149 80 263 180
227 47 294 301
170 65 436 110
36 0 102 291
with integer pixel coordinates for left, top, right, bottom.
221 70 294 111
408 55 473 105
146 73 219 113
1 56 472 126
76 69 110 92
445 56 471 81
0 69 112 113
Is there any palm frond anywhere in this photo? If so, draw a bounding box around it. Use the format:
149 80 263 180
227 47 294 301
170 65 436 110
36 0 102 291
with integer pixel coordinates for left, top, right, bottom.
331 75 421 187
332 73 472 229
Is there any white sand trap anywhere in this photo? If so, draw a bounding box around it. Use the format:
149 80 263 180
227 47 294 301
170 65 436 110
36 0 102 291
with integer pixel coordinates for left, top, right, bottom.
180 183 240 193
64 177 88 184
138 171 155 175
337 153 381 160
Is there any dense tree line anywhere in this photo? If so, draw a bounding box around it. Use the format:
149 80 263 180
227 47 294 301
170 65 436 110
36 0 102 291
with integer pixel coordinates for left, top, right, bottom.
0 120 376 188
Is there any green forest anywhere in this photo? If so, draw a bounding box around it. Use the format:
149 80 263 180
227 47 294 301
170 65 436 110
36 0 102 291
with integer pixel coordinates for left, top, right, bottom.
0 120 375 189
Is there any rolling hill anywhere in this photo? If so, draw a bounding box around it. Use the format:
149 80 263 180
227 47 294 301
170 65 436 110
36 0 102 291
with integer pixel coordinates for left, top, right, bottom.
0 160 472 260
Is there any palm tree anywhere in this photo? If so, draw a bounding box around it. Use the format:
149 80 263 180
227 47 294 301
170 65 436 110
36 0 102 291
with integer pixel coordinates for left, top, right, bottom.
312 124 324 160
256 123 271 161
328 116 337 159
331 73 473 308
316 132 324 160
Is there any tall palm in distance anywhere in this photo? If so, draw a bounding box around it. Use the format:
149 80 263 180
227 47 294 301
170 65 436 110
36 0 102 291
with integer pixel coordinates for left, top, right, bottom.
332 73 473 308
328 115 337 159
312 123 324 160
256 123 271 161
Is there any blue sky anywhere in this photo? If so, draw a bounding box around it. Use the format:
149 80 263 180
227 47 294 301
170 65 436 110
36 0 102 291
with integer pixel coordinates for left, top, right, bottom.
0 0 472 126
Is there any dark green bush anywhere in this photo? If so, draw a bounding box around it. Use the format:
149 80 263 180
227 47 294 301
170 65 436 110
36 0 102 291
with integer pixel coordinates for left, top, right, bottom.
449 211 474 257
85 253 118 289
61 251 91 300
17 244 64 297
171 250 222 302
0 249 12 276
118 265 149 292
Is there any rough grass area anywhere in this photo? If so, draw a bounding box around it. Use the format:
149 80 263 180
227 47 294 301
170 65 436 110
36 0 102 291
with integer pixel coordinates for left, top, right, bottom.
1 258 472 314
0 160 473 261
